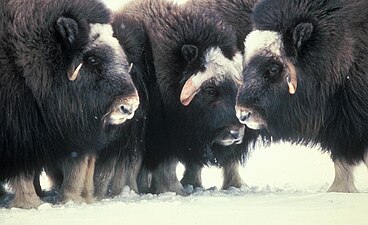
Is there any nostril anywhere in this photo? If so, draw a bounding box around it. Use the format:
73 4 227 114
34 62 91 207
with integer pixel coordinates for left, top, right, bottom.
238 110 251 122
120 104 133 115
230 130 240 139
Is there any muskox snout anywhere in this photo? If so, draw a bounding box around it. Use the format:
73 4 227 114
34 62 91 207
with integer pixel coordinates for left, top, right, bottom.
215 125 245 146
104 93 140 125
230 129 243 140
235 105 266 130
119 102 135 116
236 108 252 123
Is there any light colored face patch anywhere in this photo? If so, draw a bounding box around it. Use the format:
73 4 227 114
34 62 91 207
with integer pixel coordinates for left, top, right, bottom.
166 0 189 5
69 23 125 81
88 23 125 57
85 23 129 76
180 47 243 106
243 30 298 95
196 47 243 85
243 30 283 63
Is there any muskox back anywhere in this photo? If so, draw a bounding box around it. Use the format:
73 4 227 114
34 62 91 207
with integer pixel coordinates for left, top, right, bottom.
0 0 138 208
189 0 256 53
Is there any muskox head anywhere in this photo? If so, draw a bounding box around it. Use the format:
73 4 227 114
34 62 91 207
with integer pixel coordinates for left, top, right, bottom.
22 13 141 151
53 17 139 127
235 25 312 131
170 46 246 147
235 0 362 147
235 0 350 139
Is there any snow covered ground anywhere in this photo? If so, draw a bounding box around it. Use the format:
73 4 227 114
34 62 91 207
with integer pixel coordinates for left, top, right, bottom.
1 142 368 225
1 1 368 224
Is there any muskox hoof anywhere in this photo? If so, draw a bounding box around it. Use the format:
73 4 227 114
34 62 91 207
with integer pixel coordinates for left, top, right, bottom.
175 187 191 196
328 160 359 193
152 182 190 196
327 184 358 193
222 182 247 191
222 175 245 190
221 160 244 190
181 181 203 190
180 166 203 190
9 194 43 209
55 193 85 205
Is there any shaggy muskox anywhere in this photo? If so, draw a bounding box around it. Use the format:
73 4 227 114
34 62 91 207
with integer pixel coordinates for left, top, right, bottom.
236 0 368 192
93 18 149 199
0 0 139 208
99 0 259 196
181 0 261 190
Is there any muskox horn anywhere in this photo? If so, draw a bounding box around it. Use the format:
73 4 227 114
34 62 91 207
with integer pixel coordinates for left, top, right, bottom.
286 60 297 94
67 62 83 81
128 63 133 73
180 75 200 106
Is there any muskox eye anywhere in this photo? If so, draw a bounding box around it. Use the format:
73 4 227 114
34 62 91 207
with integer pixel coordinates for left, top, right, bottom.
87 56 100 65
267 64 282 77
203 87 217 97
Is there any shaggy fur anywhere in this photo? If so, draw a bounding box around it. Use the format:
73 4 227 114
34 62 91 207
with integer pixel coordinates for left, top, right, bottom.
190 0 256 53
93 15 150 199
105 0 260 195
0 0 138 208
237 0 368 192
178 0 261 189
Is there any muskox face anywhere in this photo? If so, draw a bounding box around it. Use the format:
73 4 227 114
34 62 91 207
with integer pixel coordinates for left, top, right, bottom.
176 46 245 146
236 25 313 135
55 18 139 127
190 76 245 146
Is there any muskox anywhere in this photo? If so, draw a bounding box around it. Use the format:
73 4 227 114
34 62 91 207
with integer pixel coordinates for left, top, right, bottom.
0 0 139 208
236 0 368 192
181 0 262 190
98 0 260 196
93 18 149 199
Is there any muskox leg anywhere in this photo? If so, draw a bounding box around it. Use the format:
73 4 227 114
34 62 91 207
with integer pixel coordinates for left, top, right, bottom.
364 151 368 168
93 157 116 200
222 159 245 190
57 156 89 204
137 167 152 194
328 160 358 193
0 182 7 197
33 170 43 197
81 155 96 203
126 154 143 193
109 154 142 197
180 163 203 189
150 159 188 196
9 173 43 209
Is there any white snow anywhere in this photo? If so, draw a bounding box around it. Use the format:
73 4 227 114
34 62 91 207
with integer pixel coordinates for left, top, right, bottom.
1 142 367 225
1 1 367 225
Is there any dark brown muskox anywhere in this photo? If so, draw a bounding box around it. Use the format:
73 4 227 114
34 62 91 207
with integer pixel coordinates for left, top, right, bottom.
0 0 139 208
236 0 368 192
93 0 259 197
182 0 264 190
93 17 149 199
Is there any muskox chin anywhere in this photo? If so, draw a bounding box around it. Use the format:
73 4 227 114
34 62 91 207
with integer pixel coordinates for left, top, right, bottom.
236 0 368 192
0 0 138 208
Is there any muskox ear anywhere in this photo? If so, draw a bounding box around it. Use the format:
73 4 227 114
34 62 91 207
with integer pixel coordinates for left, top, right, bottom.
181 45 198 64
56 17 79 46
293 23 313 50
